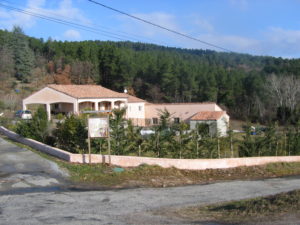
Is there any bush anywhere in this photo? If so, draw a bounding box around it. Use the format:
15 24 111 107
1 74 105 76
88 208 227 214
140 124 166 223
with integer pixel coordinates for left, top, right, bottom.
55 113 65 120
53 115 87 153
15 107 50 142
0 117 12 128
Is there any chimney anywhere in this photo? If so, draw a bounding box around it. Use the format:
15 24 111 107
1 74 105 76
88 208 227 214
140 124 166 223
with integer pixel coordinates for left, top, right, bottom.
124 88 128 94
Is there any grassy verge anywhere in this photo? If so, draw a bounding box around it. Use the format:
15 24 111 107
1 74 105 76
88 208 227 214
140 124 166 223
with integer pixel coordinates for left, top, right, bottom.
173 190 300 224
3 135 300 189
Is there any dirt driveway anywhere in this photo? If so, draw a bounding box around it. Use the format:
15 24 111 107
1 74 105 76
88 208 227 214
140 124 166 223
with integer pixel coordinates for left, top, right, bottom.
1 137 300 224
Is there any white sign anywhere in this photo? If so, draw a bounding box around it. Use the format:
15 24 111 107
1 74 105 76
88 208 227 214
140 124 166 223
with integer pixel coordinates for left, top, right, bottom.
88 117 109 138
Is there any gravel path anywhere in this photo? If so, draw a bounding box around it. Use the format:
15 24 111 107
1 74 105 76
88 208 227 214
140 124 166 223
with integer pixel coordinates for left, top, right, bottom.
1 137 300 224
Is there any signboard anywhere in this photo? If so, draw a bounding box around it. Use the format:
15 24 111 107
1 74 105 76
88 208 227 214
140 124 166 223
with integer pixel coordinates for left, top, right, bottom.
88 117 109 138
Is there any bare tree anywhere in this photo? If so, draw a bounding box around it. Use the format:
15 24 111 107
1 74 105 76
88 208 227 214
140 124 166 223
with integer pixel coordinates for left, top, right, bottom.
266 74 300 112
0 46 14 74
71 60 95 84
283 76 300 111
4 93 19 110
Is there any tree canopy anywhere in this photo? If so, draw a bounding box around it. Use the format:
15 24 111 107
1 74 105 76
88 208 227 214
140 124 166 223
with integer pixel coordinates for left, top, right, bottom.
1 27 300 124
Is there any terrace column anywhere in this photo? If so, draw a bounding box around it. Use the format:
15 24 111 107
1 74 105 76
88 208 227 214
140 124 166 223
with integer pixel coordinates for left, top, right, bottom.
73 102 79 114
94 101 99 111
111 101 115 110
46 103 51 121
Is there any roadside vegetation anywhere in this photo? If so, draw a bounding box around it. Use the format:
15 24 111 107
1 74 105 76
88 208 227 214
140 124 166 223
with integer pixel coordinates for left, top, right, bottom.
63 162 300 188
171 189 300 224
3 135 300 189
9 106 300 160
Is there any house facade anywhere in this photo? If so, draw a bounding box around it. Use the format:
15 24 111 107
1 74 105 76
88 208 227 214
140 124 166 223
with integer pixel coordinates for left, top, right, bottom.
189 111 229 137
23 84 229 135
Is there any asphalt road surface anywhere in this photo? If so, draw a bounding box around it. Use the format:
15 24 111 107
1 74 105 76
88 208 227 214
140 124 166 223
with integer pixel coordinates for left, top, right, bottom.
1 137 300 225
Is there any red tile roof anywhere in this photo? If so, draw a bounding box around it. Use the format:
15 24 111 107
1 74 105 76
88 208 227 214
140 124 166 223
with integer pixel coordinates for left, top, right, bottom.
147 102 217 105
48 84 128 99
48 84 146 102
190 111 226 121
126 94 146 103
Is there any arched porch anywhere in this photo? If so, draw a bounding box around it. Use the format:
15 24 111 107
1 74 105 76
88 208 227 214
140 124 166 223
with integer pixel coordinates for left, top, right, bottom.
23 102 75 120
114 100 126 109
98 101 112 111
79 101 95 112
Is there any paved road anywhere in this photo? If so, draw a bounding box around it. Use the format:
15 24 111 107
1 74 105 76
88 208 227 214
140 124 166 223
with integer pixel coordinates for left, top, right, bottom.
1 137 300 224
0 137 68 194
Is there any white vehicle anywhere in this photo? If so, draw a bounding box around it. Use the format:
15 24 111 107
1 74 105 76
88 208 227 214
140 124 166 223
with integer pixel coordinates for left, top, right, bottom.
15 110 32 120
140 129 155 136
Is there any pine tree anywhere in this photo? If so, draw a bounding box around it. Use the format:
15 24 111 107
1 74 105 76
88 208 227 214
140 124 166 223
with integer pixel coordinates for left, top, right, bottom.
11 26 34 82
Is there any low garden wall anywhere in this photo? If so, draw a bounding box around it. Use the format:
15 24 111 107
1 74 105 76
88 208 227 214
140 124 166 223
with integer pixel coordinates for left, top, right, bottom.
2 126 300 170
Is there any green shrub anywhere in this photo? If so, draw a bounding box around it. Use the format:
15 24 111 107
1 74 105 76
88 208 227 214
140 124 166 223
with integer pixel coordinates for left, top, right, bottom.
55 113 65 120
15 107 50 142
53 115 87 153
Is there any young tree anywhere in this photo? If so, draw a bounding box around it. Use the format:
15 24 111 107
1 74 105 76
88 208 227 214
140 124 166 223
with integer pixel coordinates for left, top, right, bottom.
158 108 172 131
238 124 265 157
172 122 190 158
110 108 127 155
123 120 143 155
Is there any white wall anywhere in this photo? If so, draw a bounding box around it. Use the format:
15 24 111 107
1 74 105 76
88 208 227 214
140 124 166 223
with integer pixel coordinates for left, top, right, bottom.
217 115 229 136
190 120 217 136
127 102 145 126
127 102 145 119
190 115 229 137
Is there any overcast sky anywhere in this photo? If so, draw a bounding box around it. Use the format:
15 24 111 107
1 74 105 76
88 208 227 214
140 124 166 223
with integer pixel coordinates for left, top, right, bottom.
1 0 300 58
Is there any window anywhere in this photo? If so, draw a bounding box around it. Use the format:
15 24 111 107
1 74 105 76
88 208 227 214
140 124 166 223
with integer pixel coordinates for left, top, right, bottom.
174 117 180 124
138 105 143 111
152 118 158 125
54 104 59 109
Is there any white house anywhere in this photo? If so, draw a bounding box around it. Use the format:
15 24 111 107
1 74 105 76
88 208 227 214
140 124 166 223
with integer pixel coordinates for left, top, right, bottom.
23 84 229 134
189 111 229 137
23 84 146 125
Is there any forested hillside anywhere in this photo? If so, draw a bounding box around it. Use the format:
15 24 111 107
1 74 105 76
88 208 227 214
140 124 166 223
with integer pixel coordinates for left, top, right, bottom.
1 27 300 124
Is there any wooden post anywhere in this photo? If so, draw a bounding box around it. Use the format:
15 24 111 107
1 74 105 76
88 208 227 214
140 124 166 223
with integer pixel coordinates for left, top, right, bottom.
230 133 234 158
217 137 220 159
107 115 111 166
99 139 102 155
138 145 141 156
88 136 91 164
87 115 91 164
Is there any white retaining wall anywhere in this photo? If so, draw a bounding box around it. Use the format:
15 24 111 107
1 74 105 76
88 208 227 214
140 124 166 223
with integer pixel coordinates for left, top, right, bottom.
2 126 300 170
